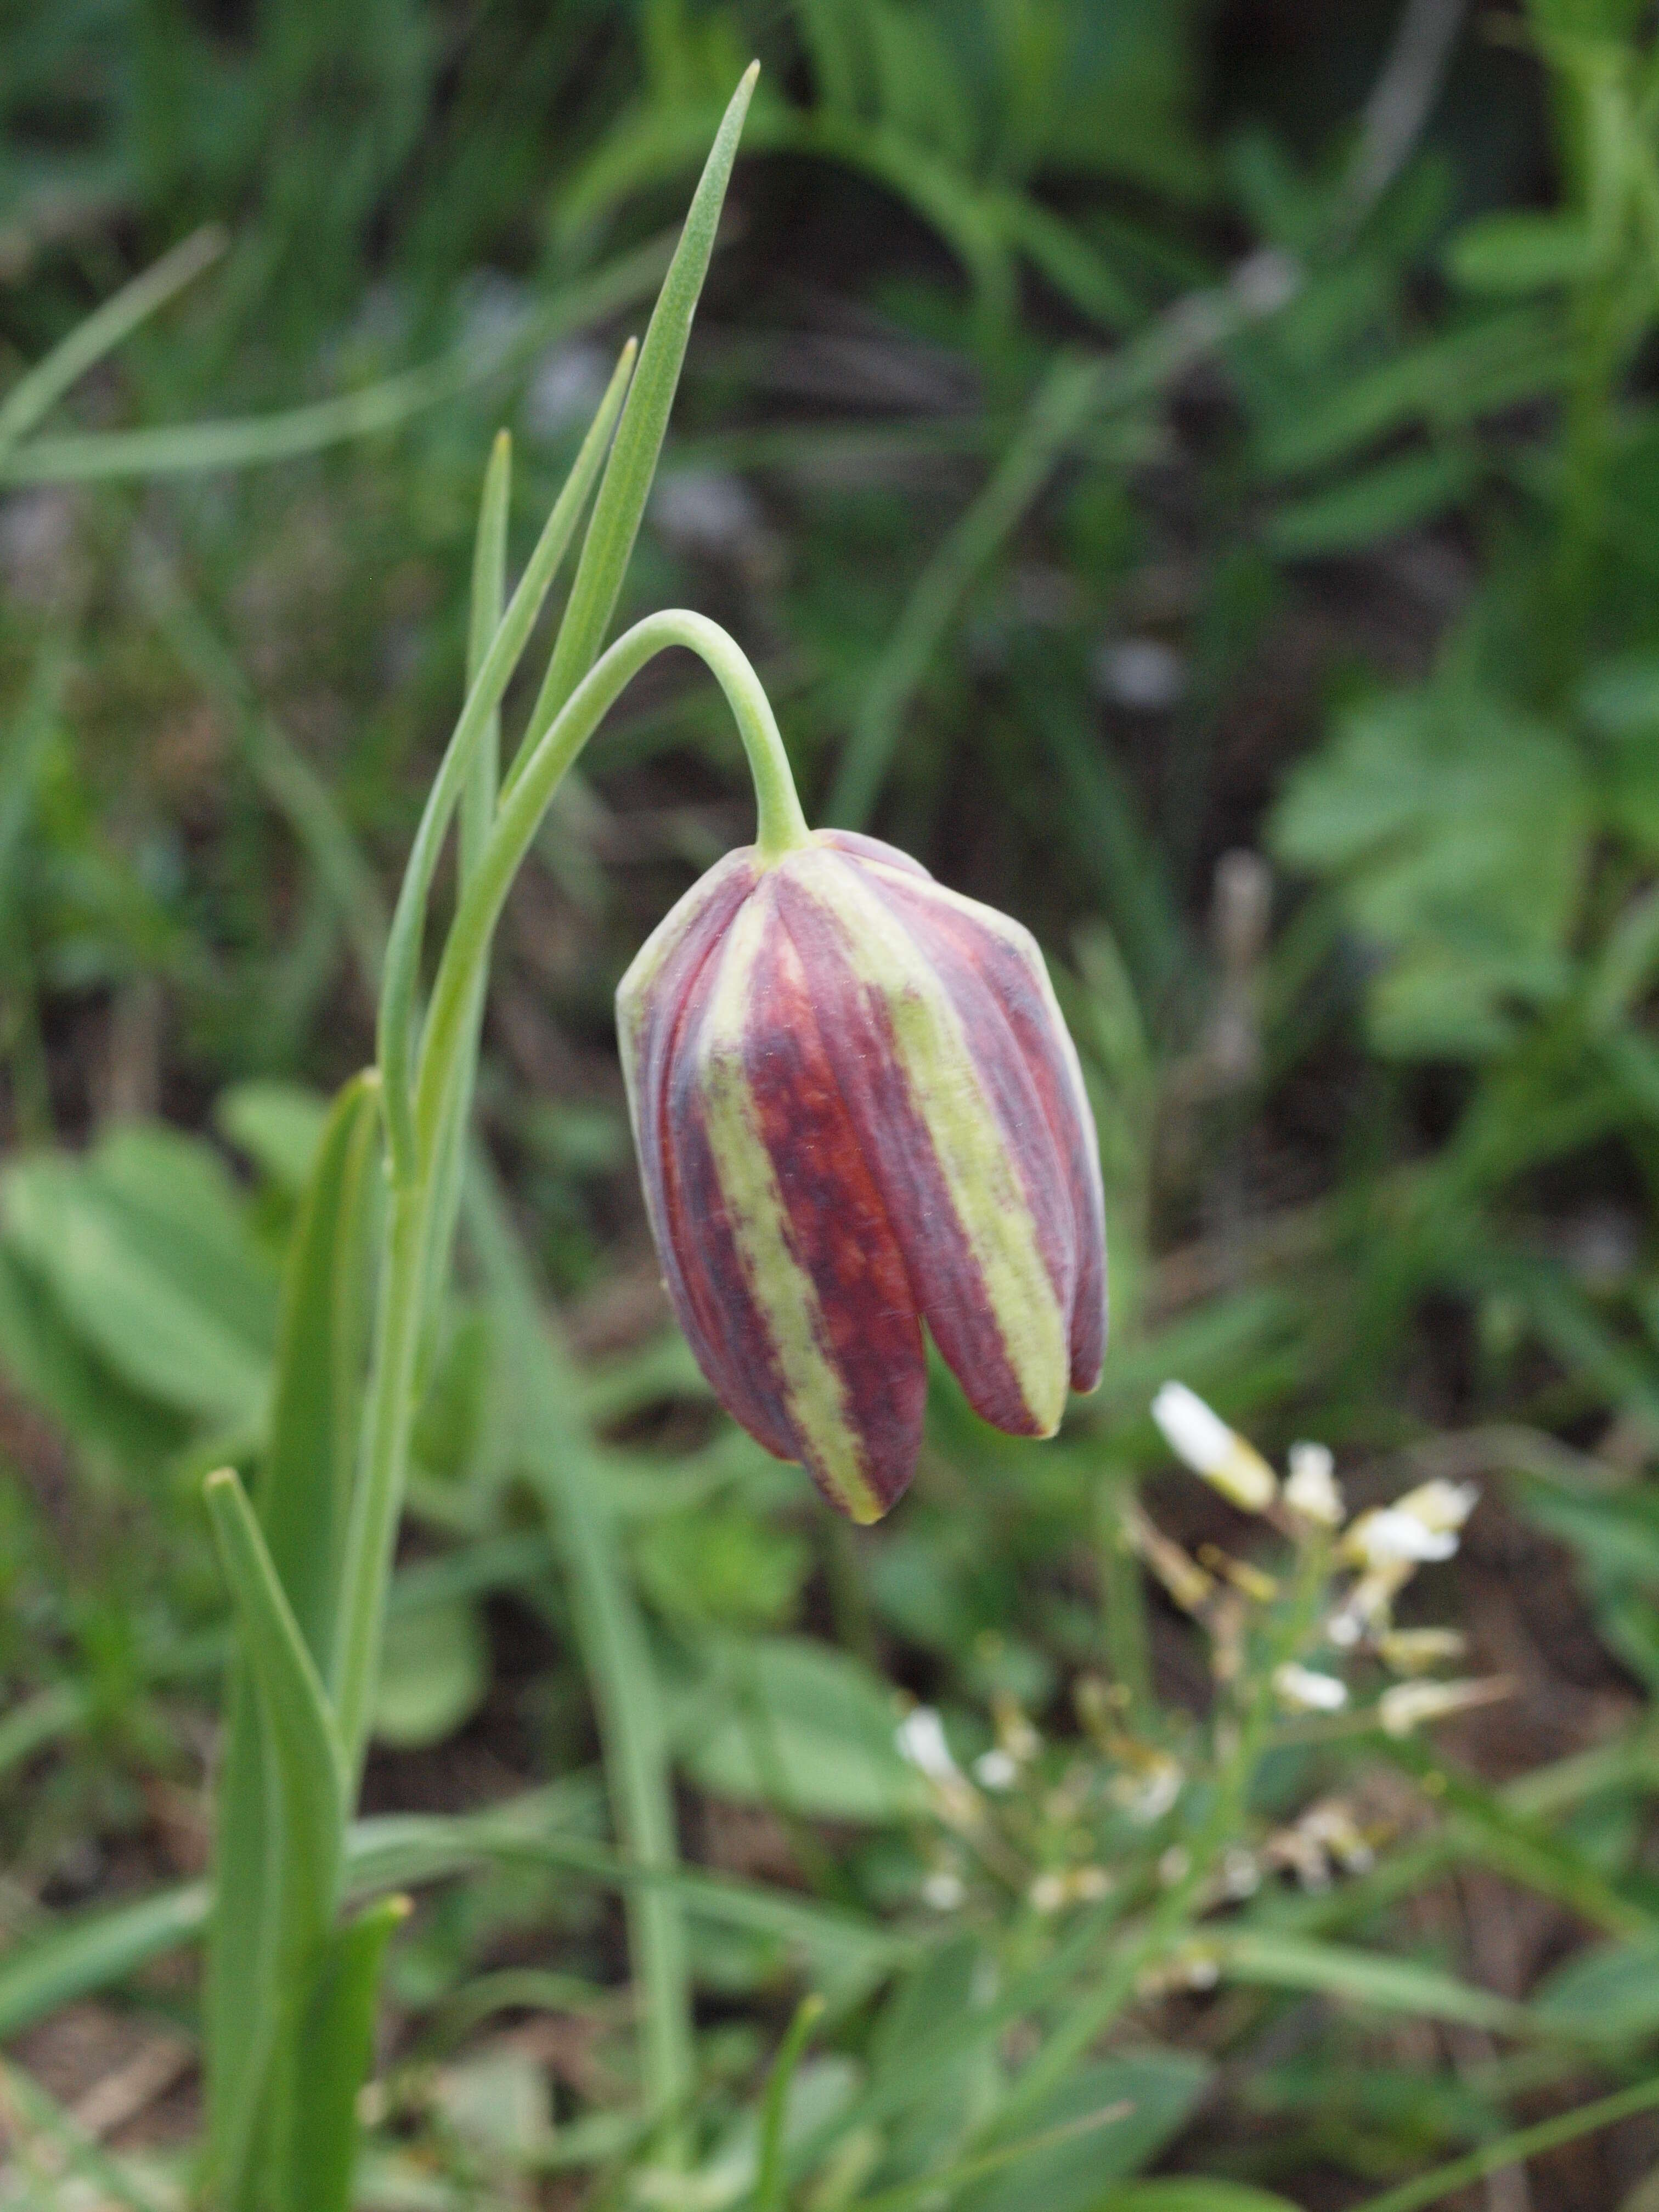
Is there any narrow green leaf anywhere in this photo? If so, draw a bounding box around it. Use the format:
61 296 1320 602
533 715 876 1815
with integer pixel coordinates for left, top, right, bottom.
204 1469 346 1907
0 224 224 456
280 1895 410 2212
1212 1929 1530 2035
0 239 671 484
206 1073 380 2188
1348 2072 1659 2212
203 1467 347 2206
259 1071 383 1663
419 430 512 1338
377 341 635 1180
1266 448 1476 557
0 1883 208 2042
521 61 759 757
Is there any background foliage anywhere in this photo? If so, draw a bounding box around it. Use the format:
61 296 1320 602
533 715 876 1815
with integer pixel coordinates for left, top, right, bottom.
12 1 1659 2205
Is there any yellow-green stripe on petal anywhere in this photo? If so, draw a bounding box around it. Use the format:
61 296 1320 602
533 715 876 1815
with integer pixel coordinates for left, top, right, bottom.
777 848 1071 1436
693 889 885 1521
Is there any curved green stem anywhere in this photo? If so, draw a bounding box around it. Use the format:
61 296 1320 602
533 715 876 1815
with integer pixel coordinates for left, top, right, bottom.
334 608 805 1779
436 611 803 1138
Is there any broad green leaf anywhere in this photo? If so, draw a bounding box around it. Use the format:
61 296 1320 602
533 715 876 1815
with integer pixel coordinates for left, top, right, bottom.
1445 211 1592 292
1271 685 1590 1058
1266 448 1476 558
2 1125 277 1420
964 2051 1211 2212
371 1596 489 1747
672 1635 924 1823
1532 1929 1659 2041
0 1243 185 1471
216 1079 331 1196
280 1895 409 2212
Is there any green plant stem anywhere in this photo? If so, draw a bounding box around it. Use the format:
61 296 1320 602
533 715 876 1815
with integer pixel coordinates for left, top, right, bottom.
430 608 805 1142
1348 2072 1659 2212
340 610 802 1825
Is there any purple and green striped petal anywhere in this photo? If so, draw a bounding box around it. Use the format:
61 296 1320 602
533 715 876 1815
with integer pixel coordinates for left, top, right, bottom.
614 827 1108 1521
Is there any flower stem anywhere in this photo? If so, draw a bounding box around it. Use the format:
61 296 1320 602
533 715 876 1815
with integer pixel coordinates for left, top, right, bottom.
337 607 806 1786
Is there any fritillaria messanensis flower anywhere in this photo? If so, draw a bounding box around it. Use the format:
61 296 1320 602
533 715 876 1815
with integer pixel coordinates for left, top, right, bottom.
617 827 1106 1522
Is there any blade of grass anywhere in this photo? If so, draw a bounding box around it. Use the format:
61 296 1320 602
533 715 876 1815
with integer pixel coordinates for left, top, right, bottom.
0 239 670 483
136 557 388 994
0 1884 210 2042
753 1994 825 2212
1348 2072 1659 2212
826 349 1110 828
0 2055 172 2212
0 224 225 458
826 261 1294 827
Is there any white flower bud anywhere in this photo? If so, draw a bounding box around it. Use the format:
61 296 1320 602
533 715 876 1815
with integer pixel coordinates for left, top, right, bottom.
1341 1479 1477 1570
896 1706 961 1783
1378 1676 1511 1737
1152 1383 1278 1512
1272 1662 1349 1713
1284 1441 1344 1526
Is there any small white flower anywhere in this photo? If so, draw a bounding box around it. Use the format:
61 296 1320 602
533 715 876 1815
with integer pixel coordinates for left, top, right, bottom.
1029 1871 1066 1914
1272 1662 1349 1713
1378 1676 1512 1737
1108 1751 1183 1825
1152 1383 1278 1512
1284 1441 1344 1527
1392 1479 1480 1535
896 1706 962 1783
1343 1480 1477 1568
922 1870 967 1910
973 1748 1018 1791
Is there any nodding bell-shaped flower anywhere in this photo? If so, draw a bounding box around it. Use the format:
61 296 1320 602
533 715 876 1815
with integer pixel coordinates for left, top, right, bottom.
617 826 1106 1522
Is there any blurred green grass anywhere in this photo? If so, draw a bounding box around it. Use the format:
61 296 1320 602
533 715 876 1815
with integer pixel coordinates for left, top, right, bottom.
15 2 1659 2204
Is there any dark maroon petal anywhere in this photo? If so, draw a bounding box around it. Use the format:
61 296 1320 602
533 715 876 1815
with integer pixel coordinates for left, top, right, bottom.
630 865 798 1459
742 919 926 1511
774 872 1045 1437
